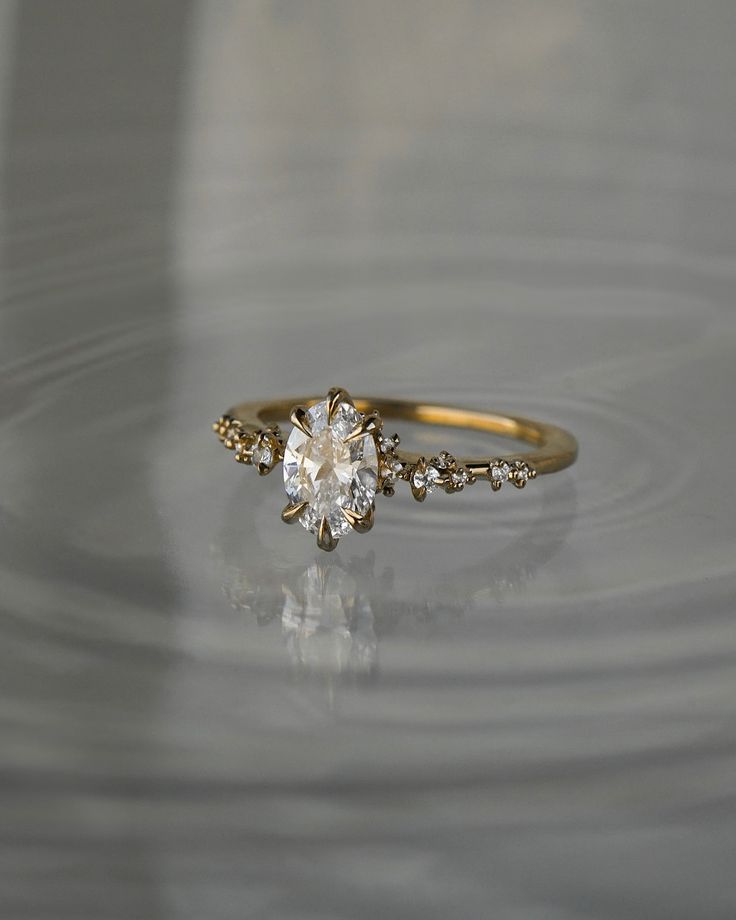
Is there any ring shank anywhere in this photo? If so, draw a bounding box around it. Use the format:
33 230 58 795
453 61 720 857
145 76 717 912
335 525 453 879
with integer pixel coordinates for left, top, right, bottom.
227 396 577 476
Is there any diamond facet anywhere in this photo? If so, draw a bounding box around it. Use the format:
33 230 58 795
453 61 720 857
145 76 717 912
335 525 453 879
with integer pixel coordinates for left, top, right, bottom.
490 460 511 483
450 467 471 488
434 450 455 470
252 440 273 468
412 464 441 493
378 433 400 454
283 397 379 539
511 460 534 487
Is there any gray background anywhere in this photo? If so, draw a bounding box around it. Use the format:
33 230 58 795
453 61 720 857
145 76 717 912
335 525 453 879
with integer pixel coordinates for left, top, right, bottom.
1 2 736 918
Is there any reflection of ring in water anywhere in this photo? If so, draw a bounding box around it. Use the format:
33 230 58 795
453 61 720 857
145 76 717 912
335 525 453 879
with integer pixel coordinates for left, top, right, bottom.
281 557 383 682
213 478 576 685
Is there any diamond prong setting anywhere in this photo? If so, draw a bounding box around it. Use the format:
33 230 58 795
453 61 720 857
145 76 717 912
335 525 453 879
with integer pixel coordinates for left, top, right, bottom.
282 389 379 548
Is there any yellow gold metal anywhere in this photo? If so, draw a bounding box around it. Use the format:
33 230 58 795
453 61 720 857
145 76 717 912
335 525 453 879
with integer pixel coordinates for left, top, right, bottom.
341 503 375 534
317 516 338 552
225 396 577 478
327 387 352 421
344 410 383 443
234 442 253 464
289 405 313 438
281 501 309 524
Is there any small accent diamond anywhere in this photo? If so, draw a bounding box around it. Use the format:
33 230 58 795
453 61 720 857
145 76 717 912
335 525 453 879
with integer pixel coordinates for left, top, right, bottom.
248 429 283 474
449 467 472 490
378 432 401 454
252 440 273 468
510 459 535 488
412 464 441 493
491 461 510 481
489 459 511 491
433 450 455 470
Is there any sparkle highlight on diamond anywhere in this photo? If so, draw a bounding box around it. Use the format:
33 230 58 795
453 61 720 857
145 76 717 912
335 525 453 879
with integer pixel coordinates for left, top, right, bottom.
283 397 379 539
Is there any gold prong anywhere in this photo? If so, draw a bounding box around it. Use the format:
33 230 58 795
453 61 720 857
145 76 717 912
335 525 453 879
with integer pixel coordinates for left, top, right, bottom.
234 443 253 464
317 516 338 552
360 503 375 532
327 387 352 421
490 479 503 492
345 411 383 442
410 482 427 502
281 501 308 524
290 405 312 437
341 503 375 534
530 468 538 479
512 477 526 489
257 461 273 476
215 416 232 440
341 507 360 528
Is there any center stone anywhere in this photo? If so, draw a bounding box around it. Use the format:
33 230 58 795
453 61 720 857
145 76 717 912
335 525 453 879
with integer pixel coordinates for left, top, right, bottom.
283 397 378 538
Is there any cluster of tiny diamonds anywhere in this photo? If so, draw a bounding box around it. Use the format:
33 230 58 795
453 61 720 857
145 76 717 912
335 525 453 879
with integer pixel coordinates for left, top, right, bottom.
398 450 477 502
215 415 537 494
396 451 536 501
488 457 537 492
213 416 285 475
376 432 404 496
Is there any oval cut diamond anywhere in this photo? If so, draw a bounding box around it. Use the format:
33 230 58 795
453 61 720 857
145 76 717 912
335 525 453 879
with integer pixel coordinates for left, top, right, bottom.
283 397 378 538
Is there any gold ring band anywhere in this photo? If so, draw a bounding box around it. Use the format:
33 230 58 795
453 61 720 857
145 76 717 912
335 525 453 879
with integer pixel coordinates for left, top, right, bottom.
213 387 577 552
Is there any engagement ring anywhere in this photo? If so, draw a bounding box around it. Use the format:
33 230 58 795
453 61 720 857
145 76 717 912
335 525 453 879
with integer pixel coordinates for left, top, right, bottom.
213 388 577 551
